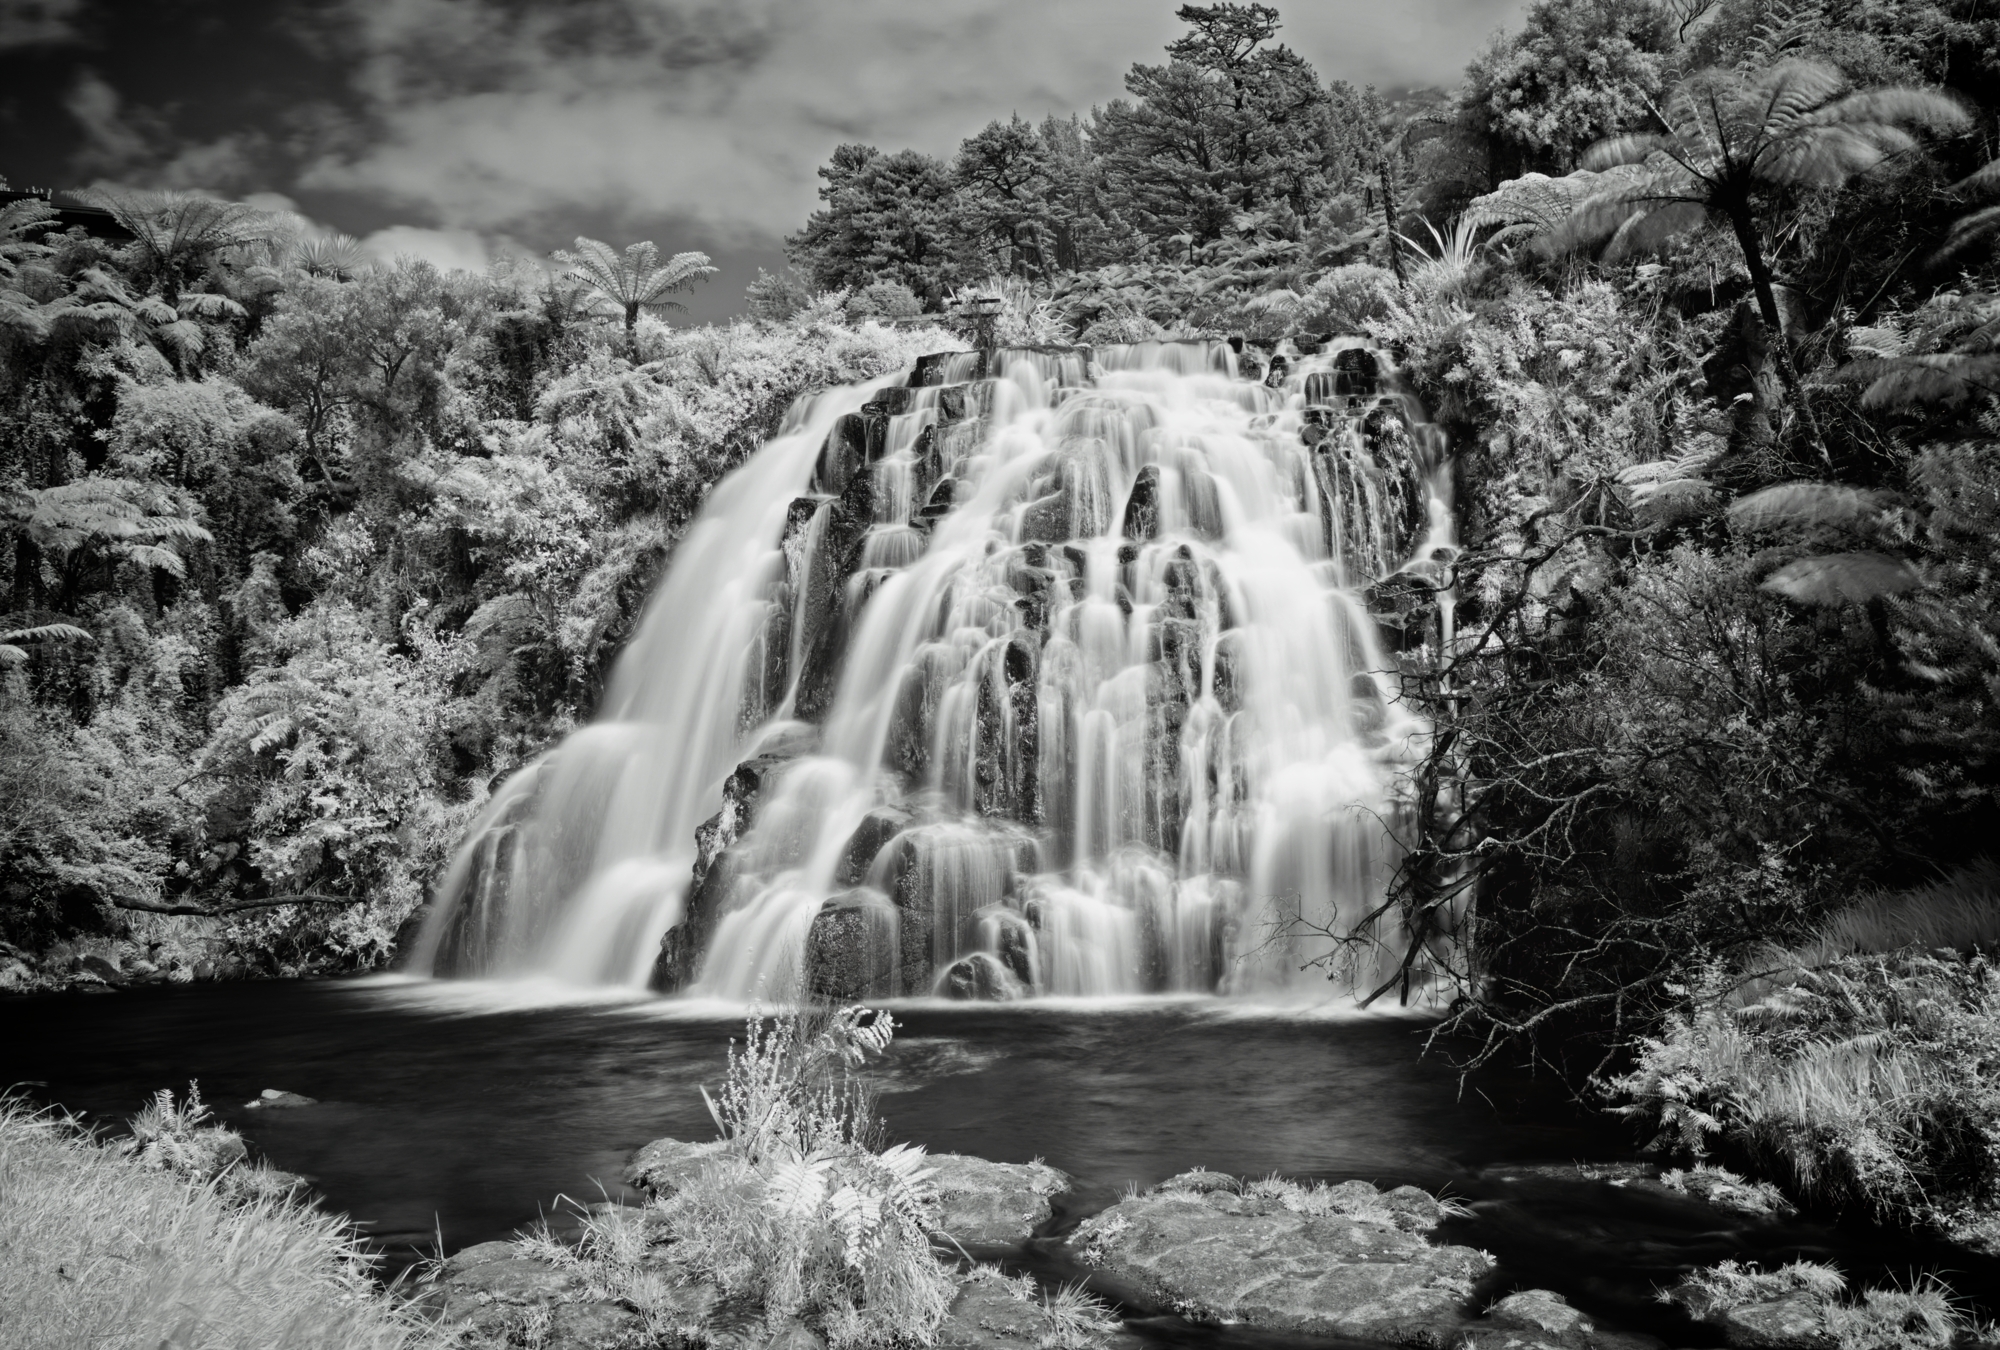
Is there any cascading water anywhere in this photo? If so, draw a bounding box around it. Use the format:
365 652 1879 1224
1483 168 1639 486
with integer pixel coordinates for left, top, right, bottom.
415 339 1460 1003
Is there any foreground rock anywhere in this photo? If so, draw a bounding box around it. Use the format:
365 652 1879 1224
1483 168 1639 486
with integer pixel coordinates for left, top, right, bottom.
941 1268 1134 1350
418 1239 655 1350
624 1137 1069 1251
928 1152 1070 1247
621 1136 728 1196
1062 1170 1495 1343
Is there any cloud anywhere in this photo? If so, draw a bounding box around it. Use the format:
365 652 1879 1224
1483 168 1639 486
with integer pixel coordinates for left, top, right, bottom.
0 0 83 51
64 68 152 168
358 224 496 272
65 67 266 190
302 0 1529 247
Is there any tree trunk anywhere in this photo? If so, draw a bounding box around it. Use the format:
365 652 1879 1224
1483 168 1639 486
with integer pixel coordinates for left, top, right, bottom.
1378 156 1407 289
1723 195 1826 458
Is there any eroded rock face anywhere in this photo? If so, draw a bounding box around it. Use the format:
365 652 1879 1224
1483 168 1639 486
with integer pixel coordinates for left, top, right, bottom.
1062 1173 1494 1343
927 1154 1071 1248
651 756 784 992
622 1136 727 1196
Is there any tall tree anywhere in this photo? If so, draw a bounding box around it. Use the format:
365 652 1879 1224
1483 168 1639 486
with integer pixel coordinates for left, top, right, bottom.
1093 4 1342 249
1462 0 1677 176
787 146 962 302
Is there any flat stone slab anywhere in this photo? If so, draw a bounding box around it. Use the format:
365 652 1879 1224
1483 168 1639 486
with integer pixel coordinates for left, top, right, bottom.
928 1153 1070 1248
1062 1172 1494 1342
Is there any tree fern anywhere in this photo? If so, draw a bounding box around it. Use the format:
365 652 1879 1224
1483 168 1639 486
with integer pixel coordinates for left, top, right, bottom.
76 188 274 304
552 237 716 351
1565 61 1967 349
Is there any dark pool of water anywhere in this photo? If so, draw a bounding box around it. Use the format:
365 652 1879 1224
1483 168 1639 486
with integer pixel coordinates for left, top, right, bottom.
3 978 1992 1345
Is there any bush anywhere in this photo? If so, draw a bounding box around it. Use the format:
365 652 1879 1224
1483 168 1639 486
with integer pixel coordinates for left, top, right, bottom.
666 1007 953 1348
1666 1259 1975 1350
523 1007 957 1349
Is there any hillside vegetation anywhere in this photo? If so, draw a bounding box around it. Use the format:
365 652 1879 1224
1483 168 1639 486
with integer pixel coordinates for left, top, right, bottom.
4 0 2000 1241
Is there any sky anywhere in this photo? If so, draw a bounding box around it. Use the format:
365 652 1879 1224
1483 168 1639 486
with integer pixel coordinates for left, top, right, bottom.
0 0 1533 321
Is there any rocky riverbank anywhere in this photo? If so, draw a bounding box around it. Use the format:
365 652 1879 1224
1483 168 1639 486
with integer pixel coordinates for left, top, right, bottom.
425 1138 1857 1350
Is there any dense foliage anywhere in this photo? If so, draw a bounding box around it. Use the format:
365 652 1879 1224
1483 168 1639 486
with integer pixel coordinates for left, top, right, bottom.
0 189 953 979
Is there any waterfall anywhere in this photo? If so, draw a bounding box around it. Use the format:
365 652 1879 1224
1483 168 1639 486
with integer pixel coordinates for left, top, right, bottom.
415 339 1459 1003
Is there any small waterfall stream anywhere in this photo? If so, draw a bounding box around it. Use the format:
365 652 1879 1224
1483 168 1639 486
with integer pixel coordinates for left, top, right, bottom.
415 339 1459 1002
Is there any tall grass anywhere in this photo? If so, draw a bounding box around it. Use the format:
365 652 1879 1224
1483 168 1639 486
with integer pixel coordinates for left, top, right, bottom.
0 1098 442 1350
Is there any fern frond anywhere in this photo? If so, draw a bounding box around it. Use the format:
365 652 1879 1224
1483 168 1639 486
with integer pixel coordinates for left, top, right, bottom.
1761 552 1921 605
1729 482 1887 533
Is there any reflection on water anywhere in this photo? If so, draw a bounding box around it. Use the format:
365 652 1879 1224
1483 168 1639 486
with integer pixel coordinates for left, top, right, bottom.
3 978 1992 1344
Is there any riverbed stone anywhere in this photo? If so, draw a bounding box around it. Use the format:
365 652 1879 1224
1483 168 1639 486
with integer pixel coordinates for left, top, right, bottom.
547 1299 647 1350
928 1153 1070 1248
622 1136 728 1196
245 1088 318 1109
1481 1289 1595 1350
1717 1297 1833 1350
940 1269 1133 1350
1063 1174 1494 1342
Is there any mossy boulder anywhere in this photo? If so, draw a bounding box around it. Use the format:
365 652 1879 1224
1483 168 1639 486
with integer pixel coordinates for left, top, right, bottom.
927 1153 1070 1248
1062 1171 1494 1343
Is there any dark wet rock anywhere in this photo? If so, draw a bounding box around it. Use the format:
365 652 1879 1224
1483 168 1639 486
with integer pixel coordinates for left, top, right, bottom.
928 1154 1070 1248
389 902 434 968
1019 489 1070 544
792 461 877 722
1064 1176 1493 1342
838 807 914 887
939 951 1027 1000
806 888 903 1001
244 1089 317 1109
548 1299 648 1350
652 756 784 992
1123 465 1163 540
76 953 125 985
623 1136 728 1196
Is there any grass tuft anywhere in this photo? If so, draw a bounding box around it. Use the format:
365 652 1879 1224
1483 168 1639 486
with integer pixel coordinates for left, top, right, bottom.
0 1095 444 1350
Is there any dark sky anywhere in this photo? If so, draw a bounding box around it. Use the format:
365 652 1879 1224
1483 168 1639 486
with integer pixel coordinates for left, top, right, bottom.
0 0 1531 321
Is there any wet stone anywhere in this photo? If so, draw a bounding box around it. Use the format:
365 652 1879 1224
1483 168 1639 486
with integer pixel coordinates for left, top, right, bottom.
622 1136 728 1196
547 1299 648 1350
1064 1177 1493 1342
928 1154 1071 1247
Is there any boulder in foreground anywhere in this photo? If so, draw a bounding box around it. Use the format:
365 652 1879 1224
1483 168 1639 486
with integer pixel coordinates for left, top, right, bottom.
1061 1170 1494 1342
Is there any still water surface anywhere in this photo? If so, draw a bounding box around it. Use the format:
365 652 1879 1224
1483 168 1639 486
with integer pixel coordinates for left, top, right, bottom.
4 978 1989 1343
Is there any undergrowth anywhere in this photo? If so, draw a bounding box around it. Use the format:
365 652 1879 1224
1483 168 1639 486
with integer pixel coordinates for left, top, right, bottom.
1611 865 2000 1249
519 1005 958 1349
1667 1260 1983 1350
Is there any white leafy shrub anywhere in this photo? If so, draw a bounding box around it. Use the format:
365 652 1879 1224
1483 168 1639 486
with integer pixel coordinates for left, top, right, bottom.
662 1006 957 1348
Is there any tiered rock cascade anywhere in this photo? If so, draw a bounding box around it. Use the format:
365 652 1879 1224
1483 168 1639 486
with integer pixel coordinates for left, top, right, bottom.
415 339 1460 1000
